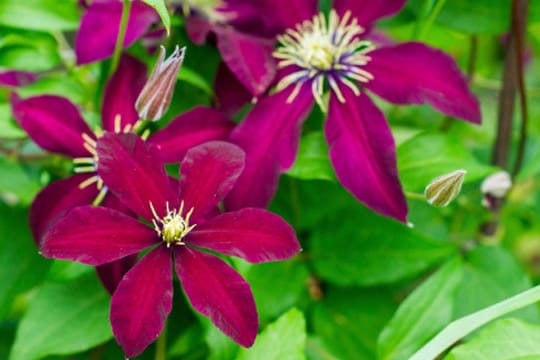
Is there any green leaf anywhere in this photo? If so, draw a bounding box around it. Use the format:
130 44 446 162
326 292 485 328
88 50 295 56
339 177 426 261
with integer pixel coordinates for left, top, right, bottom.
312 287 396 360
398 132 493 192
0 30 60 71
247 260 309 322
287 132 335 182
310 205 458 286
378 258 463 360
141 0 170 34
0 204 49 321
0 156 41 205
9 274 113 360
446 318 540 360
0 0 80 31
0 104 25 139
178 66 213 96
455 246 539 322
17 73 87 105
237 308 306 360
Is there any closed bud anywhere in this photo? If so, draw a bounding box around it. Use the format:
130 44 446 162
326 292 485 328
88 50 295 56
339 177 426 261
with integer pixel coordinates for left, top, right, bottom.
424 169 466 207
481 171 512 198
135 45 185 121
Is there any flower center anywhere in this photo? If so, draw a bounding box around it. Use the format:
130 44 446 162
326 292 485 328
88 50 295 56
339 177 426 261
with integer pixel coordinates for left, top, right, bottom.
273 10 376 110
150 201 196 246
72 115 141 205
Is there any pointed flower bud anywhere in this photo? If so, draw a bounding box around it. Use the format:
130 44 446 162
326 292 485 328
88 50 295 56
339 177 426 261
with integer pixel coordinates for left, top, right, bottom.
135 45 185 121
481 171 512 198
424 169 466 207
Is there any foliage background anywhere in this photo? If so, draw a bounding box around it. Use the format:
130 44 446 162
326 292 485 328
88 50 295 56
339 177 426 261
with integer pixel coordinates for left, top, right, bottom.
2 0 540 359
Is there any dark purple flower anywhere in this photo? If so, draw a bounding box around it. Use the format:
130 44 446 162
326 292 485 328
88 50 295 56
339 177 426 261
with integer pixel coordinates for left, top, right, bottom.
224 0 481 222
75 0 159 64
41 133 301 357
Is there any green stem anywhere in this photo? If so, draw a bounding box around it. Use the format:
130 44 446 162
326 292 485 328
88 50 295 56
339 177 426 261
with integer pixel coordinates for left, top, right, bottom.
410 284 540 360
405 191 426 201
109 0 131 76
155 321 167 360
412 0 447 40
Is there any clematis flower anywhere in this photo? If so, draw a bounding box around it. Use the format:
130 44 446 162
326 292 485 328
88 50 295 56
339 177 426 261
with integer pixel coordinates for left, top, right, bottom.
224 0 481 222
0 70 37 87
11 54 233 292
41 133 300 357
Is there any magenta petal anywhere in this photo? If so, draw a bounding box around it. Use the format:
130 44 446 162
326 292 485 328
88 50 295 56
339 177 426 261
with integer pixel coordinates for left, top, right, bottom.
148 106 235 163
258 0 318 31
215 26 276 97
76 0 158 64
0 70 37 87
225 86 314 210
179 141 245 220
174 247 257 347
10 94 94 157
96 255 137 295
41 206 157 265
333 0 407 27
111 246 172 358
30 174 98 245
364 42 481 123
188 208 300 263
185 16 214 45
325 88 408 222
214 62 253 116
97 133 174 221
102 54 148 132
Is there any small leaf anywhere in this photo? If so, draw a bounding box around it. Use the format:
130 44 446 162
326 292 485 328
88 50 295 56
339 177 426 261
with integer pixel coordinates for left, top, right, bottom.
9 274 113 360
310 205 458 286
0 0 80 31
446 318 540 360
287 132 335 182
141 0 170 34
236 308 306 360
378 258 463 360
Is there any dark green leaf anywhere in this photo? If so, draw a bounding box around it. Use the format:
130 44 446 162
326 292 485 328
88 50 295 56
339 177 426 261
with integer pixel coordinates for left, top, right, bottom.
310 205 458 286
9 274 112 360
378 258 463 360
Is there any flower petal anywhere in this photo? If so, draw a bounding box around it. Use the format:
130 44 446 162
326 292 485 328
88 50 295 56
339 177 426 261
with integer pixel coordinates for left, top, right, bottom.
96 255 137 295
148 106 235 163
111 246 172 358
325 88 408 222
174 247 257 347
0 70 37 87
102 54 147 132
30 174 98 245
96 132 174 221
364 42 481 123
10 94 93 157
214 61 253 116
75 0 158 64
334 0 407 28
41 206 157 265
258 0 318 31
179 141 245 220
185 16 214 45
188 208 300 263
225 86 313 210
215 26 276 97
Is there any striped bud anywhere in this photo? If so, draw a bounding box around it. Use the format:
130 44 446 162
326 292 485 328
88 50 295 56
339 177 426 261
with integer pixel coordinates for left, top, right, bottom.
135 45 185 121
424 169 466 207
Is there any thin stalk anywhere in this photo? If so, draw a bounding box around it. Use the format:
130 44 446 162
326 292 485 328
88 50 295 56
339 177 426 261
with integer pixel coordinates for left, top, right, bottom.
155 321 167 360
511 0 530 177
413 0 447 40
410 284 540 360
404 191 426 201
109 0 131 76
466 36 478 83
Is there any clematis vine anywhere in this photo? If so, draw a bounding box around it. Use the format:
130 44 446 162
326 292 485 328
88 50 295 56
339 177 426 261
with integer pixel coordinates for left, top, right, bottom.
41 133 301 357
224 0 481 222
10 53 233 292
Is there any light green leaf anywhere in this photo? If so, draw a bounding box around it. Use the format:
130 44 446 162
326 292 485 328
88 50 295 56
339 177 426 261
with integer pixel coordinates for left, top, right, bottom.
141 0 170 34
247 260 309 322
287 132 335 182
378 258 463 360
310 205 458 286
0 30 60 71
9 274 113 360
398 132 493 192
0 0 80 31
0 204 49 321
17 73 87 105
446 318 540 360
237 308 306 360
0 104 25 139
0 156 41 205
312 287 396 360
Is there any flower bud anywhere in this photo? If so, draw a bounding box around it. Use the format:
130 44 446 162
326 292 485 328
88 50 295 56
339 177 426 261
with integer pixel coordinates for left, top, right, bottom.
135 45 185 121
424 169 466 207
481 171 512 198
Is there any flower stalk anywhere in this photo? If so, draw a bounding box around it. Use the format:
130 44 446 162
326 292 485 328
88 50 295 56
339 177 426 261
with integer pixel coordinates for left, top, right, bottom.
110 0 132 76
